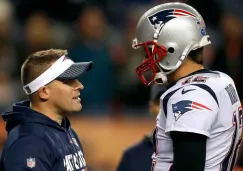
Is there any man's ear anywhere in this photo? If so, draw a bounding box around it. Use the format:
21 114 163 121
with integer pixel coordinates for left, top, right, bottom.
37 86 50 100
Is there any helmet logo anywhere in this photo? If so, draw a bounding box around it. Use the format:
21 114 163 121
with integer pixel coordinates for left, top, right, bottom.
196 21 206 36
148 9 198 30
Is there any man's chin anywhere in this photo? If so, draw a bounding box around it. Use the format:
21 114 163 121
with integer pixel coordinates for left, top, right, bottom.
63 104 82 114
73 105 82 112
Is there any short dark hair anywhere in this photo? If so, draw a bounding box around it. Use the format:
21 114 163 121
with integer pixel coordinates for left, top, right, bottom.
21 49 68 86
188 47 204 64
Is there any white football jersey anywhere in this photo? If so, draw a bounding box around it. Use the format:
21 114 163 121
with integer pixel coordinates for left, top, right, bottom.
152 70 242 171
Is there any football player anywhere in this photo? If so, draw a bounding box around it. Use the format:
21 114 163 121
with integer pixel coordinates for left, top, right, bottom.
132 2 242 171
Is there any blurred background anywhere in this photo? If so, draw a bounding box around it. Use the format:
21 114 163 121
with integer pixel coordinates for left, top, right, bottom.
0 0 242 170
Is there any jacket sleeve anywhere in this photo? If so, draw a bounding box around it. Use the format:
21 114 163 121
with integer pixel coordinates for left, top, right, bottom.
2 135 52 171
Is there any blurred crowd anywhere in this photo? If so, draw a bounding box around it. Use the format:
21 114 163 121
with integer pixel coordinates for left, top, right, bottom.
0 0 242 170
0 0 242 116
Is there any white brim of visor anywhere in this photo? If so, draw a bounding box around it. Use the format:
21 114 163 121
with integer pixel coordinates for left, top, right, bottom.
23 55 93 95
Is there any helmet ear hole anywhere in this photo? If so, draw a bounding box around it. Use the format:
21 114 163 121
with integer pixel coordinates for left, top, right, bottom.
154 78 164 84
168 47 175 53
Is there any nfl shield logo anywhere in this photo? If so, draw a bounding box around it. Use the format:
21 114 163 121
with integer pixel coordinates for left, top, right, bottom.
27 158 36 168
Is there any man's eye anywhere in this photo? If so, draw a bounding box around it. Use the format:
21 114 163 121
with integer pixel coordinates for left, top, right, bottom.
61 80 70 84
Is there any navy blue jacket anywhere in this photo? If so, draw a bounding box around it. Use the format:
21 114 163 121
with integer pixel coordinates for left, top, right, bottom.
117 135 153 171
0 100 87 171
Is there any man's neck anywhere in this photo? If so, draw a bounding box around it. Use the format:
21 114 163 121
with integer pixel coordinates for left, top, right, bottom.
168 59 204 83
30 102 63 125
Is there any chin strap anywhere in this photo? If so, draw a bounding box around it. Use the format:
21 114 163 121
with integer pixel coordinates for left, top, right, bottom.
151 25 168 86
153 70 168 85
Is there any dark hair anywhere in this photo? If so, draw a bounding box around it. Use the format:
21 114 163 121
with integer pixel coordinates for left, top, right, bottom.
21 49 68 86
21 49 68 101
188 47 204 64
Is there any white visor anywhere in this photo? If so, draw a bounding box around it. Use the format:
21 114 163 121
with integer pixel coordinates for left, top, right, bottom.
23 55 93 95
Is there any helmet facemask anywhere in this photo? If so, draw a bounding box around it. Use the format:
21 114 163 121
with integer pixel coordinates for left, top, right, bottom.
133 40 168 86
132 3 212 86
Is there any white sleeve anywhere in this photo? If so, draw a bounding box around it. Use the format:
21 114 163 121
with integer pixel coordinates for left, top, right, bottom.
165 86 219 137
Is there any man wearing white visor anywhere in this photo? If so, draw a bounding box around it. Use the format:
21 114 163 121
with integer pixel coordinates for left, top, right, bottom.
0 49 93 171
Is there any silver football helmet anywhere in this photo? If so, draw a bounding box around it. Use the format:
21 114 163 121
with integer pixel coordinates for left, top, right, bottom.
132 2 211 86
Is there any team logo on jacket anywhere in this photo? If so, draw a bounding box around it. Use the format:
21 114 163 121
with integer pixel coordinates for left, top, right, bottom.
27 157 36 168
172 100 212 121
70 138 79 147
